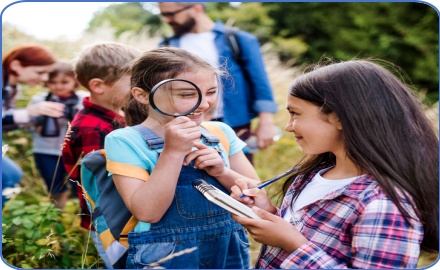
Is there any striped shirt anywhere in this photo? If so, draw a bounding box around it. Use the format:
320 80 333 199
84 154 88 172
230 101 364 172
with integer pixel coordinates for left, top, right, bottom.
255 165 423 269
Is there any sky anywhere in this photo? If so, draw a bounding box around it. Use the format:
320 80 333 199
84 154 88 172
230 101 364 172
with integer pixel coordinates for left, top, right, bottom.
1 1 118 40
2 1 439 41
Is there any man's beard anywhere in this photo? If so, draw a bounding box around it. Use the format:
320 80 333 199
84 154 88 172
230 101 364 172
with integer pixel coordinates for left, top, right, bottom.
169 17 196 37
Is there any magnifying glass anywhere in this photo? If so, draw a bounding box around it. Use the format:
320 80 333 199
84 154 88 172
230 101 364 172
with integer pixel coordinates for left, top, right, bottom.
149 79 202 117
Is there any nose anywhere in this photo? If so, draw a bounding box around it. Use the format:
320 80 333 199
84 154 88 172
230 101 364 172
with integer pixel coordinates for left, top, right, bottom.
162 16 173 24
198 95 210 110
284 121 294 133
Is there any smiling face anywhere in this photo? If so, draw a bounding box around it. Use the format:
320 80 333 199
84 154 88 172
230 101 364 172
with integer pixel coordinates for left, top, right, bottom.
13 63 55 86
285 95 344 156
149 69 218 125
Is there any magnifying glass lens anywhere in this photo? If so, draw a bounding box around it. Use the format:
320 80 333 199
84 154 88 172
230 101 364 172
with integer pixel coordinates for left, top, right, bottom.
151 79 202 117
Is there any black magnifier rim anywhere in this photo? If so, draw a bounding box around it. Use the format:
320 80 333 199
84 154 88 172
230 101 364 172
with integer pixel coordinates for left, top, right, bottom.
149 78 202 117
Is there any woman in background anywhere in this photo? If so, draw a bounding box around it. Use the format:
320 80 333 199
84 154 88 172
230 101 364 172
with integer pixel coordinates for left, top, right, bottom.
2 44 63 206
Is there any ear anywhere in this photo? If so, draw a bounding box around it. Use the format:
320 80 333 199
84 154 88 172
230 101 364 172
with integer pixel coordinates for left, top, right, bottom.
329 113 342 131
193 3 205 15
132 87 149 105
9 60 23 73
88 78 105 94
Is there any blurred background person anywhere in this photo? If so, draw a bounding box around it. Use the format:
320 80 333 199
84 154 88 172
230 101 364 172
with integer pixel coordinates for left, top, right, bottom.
2 44 64 207
28 61 88 208
158 2 278 164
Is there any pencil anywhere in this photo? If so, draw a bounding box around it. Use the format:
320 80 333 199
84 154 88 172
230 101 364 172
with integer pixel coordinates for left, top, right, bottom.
239 167 297 198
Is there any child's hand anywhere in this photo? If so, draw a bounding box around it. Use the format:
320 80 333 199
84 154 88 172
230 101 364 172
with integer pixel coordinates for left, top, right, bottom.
231 179 276 213
231 207 308 253
28 101 64 118
163 116 201 154
184 141 225 176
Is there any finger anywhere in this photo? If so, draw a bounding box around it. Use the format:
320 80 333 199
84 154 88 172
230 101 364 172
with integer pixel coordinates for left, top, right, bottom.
230 184 243 198
252 206 277 221
195 155 220 169
193 141 209 149
184 148 212 165
230 212 254 226
234 179 250 191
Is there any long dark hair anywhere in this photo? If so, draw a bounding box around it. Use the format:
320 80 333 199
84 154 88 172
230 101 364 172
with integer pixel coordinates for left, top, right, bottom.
282 59 438 252
125 47 219 126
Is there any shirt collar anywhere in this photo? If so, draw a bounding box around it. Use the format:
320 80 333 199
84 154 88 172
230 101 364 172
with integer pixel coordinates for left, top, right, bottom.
82 96 125 124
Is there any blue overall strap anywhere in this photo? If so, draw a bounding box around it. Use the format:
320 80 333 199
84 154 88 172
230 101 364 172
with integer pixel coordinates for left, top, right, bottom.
198 125 220 144
131 125 164 150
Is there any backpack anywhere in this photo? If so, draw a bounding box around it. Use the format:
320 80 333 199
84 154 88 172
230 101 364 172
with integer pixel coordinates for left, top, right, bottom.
162 26 242 64
80 123 230 268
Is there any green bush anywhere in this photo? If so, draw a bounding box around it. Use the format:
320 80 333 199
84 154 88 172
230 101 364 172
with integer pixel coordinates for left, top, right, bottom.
2 196 101 268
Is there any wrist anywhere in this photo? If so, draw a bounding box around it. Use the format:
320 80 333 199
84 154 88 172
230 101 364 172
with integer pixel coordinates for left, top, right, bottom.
258 113 274 127
161 147 188 160
214 167 231 179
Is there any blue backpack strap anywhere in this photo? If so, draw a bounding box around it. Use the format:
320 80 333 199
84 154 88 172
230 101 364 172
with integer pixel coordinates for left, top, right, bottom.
131 125 164 149
132 124 221 149
198 125 220 144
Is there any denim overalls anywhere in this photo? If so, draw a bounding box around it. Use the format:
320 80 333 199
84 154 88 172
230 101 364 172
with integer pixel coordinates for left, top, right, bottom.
126 125 250 269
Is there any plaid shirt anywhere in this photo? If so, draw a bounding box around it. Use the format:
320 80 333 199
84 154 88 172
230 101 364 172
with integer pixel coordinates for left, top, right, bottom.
256 165 423 269
61 97 125 230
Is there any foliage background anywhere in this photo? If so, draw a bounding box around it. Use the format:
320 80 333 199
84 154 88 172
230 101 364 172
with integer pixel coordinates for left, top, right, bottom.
2 2 439 269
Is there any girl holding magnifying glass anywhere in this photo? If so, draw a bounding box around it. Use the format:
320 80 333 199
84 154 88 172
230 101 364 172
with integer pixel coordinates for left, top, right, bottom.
104 47 261 269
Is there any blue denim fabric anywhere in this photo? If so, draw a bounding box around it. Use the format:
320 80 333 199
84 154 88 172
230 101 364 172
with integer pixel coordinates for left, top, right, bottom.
126 144 250 269
160 21 278 128
2 155 23 207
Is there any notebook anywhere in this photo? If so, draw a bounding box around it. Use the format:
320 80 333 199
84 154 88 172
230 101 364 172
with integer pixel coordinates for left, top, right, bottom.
192 179 261 219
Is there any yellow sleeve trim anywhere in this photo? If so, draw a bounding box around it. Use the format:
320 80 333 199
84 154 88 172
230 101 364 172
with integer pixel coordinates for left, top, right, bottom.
106 160 150 182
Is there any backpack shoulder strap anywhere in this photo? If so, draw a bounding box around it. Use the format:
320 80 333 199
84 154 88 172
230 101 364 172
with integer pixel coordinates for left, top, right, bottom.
224 26 241 64
200 122 230 156
162 36 171 47
131 125 164 150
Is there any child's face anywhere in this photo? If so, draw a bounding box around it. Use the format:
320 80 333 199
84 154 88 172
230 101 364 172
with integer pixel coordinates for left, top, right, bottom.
285 95 343 155
151 70 218 125
46 73 77 97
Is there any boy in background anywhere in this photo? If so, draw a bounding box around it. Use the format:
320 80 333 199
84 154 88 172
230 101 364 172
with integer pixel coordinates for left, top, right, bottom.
61 42 141 268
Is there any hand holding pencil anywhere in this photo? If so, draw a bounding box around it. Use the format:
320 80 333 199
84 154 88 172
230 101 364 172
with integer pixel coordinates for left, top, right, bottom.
231 167 297 216
239 167 297 198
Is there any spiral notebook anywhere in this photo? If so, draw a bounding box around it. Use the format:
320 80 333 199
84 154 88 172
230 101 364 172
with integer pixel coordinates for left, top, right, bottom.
192 179 261 219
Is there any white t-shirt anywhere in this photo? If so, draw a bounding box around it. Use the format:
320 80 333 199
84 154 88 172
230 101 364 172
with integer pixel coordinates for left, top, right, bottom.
180 32 219 68
283 169 362 221
180 32 223 118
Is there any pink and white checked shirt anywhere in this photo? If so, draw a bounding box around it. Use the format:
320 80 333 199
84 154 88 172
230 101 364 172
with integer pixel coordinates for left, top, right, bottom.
255 165 423 269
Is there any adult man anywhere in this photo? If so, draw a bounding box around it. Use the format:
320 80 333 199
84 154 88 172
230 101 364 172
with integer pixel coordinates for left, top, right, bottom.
158 2 278 163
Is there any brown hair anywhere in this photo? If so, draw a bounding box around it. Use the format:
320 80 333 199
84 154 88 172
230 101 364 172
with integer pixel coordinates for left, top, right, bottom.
47 61 79 88
74 42 141 90
125 47 219 126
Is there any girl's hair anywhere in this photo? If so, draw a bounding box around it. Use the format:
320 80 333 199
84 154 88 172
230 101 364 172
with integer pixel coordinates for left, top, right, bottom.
2 44 56 83
48 61 79 88
125 47 219 126
283 59 438 252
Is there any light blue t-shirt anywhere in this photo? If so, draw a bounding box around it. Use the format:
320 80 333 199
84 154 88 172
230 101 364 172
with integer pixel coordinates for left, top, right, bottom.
104 121 246 232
